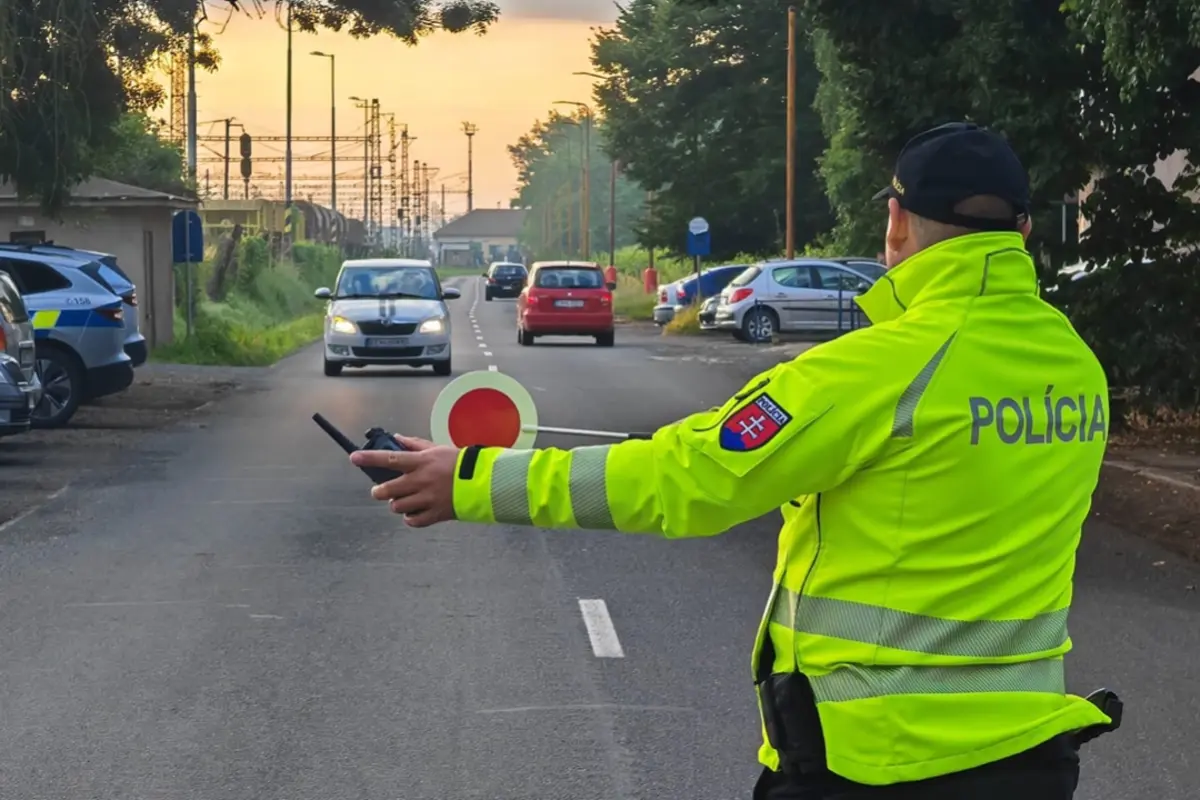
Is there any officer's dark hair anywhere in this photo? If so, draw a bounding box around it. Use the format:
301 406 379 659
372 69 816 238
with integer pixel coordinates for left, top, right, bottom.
909 194 1023 247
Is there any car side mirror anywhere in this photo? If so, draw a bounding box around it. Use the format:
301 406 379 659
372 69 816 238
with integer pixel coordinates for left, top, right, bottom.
605 281 617 291
482 272 489 278
443 287 462 300
314 287 331 299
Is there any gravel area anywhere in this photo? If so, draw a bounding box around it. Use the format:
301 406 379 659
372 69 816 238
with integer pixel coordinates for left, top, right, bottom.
0 363 268 528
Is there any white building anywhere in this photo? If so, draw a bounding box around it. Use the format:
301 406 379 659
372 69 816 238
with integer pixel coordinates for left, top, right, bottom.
433 209 526 267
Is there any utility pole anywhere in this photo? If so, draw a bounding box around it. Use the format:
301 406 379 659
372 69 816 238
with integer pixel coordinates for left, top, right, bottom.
441 184 447 229
785 5 797 259
284 0 293 209
386 115 398 249
223 118 232 199
351 97 369 226
400 126 411 254
462 122 478 211
310 51 336 211
608 159 618 267
186 6 198 185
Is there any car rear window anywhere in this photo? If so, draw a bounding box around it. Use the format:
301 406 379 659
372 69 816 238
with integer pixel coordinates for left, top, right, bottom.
535 268 604 289
729 266 761 287
494 266 526 277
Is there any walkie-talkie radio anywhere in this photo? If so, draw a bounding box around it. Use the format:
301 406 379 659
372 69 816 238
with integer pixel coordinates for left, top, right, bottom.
312 412 406 484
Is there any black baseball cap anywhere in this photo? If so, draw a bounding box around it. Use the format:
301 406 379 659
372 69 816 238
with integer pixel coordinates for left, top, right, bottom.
873 122 1030 232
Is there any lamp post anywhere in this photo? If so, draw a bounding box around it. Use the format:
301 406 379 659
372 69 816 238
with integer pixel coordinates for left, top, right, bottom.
350 96 369 227
284 0 293 210
311 51 336 211
571 72 618 266
554 100 592 260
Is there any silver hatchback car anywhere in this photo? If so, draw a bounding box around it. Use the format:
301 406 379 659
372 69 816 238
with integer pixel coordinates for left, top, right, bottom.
315 259 461 377
714 258 886 342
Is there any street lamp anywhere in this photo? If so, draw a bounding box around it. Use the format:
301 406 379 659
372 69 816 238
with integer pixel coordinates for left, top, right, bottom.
572 72 617 268
311 51 336 212
554 100 592 260
350 96 369 226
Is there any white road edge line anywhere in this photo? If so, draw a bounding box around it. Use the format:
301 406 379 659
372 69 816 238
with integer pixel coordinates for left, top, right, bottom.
578 598 625 658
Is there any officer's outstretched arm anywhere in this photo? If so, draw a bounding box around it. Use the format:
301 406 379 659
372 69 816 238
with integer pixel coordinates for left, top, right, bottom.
451 349 894 537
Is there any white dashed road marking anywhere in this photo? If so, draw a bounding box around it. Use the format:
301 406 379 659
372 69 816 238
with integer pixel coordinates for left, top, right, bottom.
488 365 498 372
578 599 624 658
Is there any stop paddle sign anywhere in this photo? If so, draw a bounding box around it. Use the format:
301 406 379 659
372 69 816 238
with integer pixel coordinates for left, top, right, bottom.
430 370 539 449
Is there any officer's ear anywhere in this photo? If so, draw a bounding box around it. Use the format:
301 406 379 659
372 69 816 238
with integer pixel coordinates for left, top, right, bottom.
1018 213 1033 242
885 198 911 267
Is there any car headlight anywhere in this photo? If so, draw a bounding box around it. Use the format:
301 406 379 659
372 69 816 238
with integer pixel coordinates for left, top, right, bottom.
418 317 445 334
330 315 357 335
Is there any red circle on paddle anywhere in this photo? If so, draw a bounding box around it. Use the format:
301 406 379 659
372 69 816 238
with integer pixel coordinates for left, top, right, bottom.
446 387 522 447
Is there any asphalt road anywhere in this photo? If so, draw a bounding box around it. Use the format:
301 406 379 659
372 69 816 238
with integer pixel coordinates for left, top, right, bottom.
0 275 1196 799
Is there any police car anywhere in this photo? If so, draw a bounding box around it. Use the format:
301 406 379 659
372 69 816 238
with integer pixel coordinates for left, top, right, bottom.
0 249 134 428
0 243 148 367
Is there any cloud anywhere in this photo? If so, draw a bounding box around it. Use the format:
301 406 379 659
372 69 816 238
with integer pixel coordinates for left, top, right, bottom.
498 0 619 22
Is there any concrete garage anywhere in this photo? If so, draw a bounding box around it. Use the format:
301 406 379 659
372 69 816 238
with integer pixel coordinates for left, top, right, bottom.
0 178 196 349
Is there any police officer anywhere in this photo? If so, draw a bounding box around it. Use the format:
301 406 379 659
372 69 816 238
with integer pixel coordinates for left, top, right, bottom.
352 122 1119 798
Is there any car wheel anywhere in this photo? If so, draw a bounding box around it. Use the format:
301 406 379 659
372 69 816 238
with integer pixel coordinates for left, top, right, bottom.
519 326 534 346
742 307 777 343
595 331 615 347
485 290 493 302
323 357 343 377
30 345 85 429
433 358 452 376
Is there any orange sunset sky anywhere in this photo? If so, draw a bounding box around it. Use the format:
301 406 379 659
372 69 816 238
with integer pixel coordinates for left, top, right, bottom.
175 0 618 220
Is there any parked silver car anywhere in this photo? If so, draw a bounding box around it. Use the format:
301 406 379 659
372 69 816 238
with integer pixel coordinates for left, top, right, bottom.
0 243 148 367
0 270 40 436
0 250 132 428
315 258 461 377
714 258 886 342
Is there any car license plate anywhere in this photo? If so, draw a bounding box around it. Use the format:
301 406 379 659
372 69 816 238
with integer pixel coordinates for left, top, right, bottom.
555 300 585 308
366 337 409 347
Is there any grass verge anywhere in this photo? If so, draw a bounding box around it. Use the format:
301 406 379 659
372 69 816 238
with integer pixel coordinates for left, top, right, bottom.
153 240 342 366
664 303 702 335
613 273 656 321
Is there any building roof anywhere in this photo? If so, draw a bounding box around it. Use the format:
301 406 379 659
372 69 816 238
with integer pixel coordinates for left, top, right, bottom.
434 208 526 240
0 177 195 207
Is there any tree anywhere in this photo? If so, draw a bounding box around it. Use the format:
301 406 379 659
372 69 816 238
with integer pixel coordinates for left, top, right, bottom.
589 0 833 260
90 113 188 195
801 0 1093 268
0 0 500 215
508 111 646 260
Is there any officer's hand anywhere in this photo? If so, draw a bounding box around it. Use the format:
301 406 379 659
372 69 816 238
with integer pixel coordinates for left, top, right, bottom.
349 435 459 527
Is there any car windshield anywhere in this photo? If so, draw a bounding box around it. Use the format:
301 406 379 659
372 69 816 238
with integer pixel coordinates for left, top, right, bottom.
535 267 603 288
729 266 762 287
335 266 439 299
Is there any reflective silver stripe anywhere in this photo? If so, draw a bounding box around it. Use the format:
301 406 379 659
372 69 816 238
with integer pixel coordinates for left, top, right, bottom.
491 449 534 525
568 445 617 529
891 332 956 438
809 659 1066 703
769 588 1069 658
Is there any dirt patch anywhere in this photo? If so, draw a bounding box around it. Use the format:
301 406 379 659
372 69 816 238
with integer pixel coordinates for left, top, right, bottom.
0 366 254 529
1092 465 1200 563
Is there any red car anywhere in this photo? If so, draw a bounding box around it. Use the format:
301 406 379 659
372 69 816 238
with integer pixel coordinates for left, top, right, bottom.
516 261 616 347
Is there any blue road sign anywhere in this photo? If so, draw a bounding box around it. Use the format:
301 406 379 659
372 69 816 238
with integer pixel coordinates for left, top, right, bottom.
172 209 204 263
686 229 711 257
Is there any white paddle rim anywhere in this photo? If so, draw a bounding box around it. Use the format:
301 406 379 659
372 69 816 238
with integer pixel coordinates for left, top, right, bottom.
430 369 539 449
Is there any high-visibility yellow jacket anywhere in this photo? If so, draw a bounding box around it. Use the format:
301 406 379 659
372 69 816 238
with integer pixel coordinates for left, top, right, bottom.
452 231 1113 786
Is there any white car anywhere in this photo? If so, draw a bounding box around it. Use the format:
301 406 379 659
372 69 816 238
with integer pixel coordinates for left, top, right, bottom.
314 258 460 377
713 258 885 342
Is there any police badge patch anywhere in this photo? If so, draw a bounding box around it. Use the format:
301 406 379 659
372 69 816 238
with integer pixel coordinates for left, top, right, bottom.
719 393 792 451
